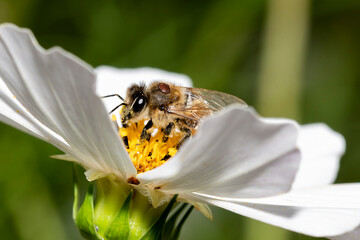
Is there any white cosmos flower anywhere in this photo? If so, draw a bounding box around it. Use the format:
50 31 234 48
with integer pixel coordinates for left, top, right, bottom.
0 23 360 239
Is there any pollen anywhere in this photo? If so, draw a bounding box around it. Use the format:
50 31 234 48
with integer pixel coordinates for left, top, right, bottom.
117 119 184 173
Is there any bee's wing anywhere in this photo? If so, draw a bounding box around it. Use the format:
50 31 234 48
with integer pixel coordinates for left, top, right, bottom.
187 87 247 111
167 87 247 121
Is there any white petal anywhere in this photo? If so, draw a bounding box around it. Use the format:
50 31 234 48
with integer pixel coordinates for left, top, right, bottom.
133 185 171 208
138 106 299 194
0 94 46 140
196 184 360 237
178 194 213 220
0 76 45 138
330 226 360 240
51 154 78 162
292 123 345 189
200 184 360 208
196 149 300 198
0 24 136 178
84 169 109 182
205 200 360 237
0 78 69 149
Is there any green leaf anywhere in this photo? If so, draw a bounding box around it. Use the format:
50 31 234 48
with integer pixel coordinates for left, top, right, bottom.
104 190 133 240
162 203 187 240
140 195 178 240
75 183 100 240
171 205 194 240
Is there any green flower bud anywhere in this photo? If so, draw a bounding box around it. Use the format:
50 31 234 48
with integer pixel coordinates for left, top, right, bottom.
73 166 193 240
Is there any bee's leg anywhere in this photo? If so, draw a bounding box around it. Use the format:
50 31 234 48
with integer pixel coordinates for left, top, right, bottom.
176 127 192 149
162 122 175 142
140 119 153 141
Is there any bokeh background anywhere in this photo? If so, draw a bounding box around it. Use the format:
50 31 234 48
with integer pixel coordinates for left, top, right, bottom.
1 0 360 239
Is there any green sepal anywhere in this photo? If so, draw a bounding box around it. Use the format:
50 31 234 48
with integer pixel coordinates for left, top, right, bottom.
75 183 101 240
140 194 178 240
162 203 187 239
104 189 133 240
170 205 194 240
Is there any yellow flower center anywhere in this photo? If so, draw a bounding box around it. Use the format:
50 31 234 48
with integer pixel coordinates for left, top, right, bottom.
115 117 184 173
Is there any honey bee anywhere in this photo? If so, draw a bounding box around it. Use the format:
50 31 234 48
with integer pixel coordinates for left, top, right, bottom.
104 82 247 147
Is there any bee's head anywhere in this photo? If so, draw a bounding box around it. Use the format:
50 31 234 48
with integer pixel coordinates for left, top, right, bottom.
121 83 148 124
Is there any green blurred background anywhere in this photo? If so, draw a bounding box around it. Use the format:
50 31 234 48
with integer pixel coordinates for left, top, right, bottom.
1 0 360 239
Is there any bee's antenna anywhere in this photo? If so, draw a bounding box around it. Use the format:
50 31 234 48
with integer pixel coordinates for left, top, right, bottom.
102 94 125 102
101 94 127 114
109 103 127 114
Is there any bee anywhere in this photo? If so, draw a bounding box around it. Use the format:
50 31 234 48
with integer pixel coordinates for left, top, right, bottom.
104 82 247 147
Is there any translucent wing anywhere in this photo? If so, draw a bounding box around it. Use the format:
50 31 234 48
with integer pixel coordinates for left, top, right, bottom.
167 87 247 122
187 87 247 110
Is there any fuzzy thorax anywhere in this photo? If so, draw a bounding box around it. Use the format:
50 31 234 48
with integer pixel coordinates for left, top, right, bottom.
117 118 183 173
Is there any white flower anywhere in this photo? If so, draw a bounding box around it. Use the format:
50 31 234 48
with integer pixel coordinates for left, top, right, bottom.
0 23 359 239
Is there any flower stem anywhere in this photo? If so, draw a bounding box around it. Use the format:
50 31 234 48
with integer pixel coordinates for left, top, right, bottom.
257 0 309 120
253 0 310 239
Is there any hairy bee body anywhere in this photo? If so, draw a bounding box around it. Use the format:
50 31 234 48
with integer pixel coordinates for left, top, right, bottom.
119 81 247 145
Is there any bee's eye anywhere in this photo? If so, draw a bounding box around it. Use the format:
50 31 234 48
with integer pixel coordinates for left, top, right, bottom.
133 96 147 113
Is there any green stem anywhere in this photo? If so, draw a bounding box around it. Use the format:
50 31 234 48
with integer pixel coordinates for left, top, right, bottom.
252 0 310 239
257 0 309 119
